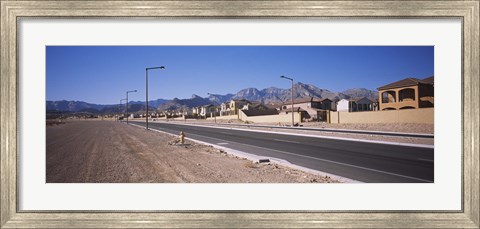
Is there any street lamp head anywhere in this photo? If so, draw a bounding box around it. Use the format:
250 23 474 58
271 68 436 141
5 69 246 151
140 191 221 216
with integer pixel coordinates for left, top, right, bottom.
133 90 137 92
147 66 166 70
280 75 293 81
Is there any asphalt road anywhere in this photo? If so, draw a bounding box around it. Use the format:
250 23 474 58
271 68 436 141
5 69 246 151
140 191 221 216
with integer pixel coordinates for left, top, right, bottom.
131 121 434 183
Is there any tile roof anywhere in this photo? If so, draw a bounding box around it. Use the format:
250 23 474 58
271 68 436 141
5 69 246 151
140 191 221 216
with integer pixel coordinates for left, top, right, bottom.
242 109 279 116
280 107 307 112
422 76 434 84
232 99 250 103
249 102 264 107
283 97 331 105
351 97 375 103
377 76 434 90
264 103 282 109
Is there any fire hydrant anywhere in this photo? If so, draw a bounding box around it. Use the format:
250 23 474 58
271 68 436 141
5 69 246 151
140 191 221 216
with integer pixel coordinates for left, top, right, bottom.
179 131 185 144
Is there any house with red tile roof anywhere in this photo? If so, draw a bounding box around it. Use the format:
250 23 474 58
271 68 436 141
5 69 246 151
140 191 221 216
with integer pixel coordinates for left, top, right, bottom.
377 76 434 110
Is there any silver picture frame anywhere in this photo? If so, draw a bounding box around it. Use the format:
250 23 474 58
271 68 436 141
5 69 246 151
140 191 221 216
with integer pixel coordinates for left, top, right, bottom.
1 1 478 228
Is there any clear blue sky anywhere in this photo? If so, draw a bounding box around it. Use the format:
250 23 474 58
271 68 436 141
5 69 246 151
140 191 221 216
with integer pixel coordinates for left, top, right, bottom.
46 46 434 104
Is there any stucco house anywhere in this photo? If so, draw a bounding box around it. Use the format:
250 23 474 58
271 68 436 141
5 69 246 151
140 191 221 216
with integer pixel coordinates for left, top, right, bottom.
336 99 349 112
337 97 378 112
330 98 339 111
377 76 434 110
280 97 333 121
241 102 270 111
192 107 200 115
219 102 231 116
200 104 215 117
229 99 251 115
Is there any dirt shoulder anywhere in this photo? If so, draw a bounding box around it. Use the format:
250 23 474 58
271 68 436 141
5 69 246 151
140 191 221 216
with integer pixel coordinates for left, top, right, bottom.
47 120 339 183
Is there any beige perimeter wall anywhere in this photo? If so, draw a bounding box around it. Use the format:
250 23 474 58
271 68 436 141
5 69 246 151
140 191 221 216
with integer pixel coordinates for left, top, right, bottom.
207 115 238 120
329 108 434 124
238 110 302 123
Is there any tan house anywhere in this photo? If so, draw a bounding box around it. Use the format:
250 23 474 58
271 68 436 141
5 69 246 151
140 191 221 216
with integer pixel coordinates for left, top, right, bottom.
378 76 434 110
242 102 270 111
280 97 333 121
192 107 200 115
219 102 230 116
229 99 250 115
200 104 216 117
337 97 378 112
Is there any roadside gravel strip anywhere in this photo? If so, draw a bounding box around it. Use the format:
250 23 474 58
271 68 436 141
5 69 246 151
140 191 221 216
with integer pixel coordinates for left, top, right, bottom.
46 120 340 183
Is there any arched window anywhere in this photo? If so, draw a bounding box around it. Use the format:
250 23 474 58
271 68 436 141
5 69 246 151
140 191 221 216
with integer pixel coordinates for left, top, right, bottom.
382 91 396 103
399 88 415 102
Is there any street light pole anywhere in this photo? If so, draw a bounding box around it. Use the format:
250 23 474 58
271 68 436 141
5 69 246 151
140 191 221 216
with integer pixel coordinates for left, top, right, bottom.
126 90 137 124
119 98 127 121
145 66 165 130
280 76 295 127
207 93 217 124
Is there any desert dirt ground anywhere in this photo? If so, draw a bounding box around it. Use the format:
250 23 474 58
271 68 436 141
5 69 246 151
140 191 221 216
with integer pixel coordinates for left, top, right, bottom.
46 120 339 183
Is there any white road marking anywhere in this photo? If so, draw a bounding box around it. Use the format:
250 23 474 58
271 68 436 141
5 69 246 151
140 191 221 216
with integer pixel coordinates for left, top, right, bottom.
217 142 229 145
273 138 300 144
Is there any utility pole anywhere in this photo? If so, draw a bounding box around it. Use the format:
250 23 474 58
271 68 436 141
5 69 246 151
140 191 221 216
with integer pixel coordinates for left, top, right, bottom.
119 98 127 121
280 75 295 127
145 66 165 130
207 93 217 124
126 90 137 124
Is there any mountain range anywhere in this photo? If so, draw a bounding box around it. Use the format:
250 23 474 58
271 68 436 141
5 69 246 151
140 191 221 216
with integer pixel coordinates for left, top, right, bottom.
46 82 377 114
